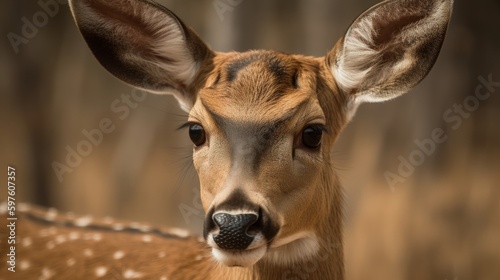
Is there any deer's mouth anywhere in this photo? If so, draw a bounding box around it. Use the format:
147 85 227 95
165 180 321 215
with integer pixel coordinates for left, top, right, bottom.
211 246 267 267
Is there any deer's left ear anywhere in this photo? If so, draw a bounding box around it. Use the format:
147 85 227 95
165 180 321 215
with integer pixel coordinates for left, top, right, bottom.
327 0 453 104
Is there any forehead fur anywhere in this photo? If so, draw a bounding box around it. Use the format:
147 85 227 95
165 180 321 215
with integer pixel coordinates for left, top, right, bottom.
197 50 323 123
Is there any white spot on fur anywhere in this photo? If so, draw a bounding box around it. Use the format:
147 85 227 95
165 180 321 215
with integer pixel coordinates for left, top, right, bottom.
168 228 190 238
95 266 108 277
113 250 125 260
113 223 125 231
138 224 151 233
55 235 66 244
123 269 144 279
69 232 80 241
195 255 203 261
160 277 168 280
45 208 58 221
141 235 152 243
92 233 103 242
129 223 151 232
40 267 56 279
129 222 141 229
158 252 166 258
66 258 76 266
83 249 93 257
74 215 93 227
19 260 31 270
22 237 32 247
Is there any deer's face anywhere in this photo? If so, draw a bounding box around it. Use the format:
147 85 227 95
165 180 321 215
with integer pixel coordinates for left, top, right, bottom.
186 51 345 266
70 0 452 268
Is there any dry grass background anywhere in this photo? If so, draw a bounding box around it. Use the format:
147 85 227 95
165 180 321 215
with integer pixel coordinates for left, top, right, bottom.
0 0 499 279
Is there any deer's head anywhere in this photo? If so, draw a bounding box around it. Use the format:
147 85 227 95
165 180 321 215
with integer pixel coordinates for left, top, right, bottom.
69 0 452 267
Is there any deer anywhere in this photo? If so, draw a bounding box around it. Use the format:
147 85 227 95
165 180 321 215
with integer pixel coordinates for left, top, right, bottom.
0 0 453 279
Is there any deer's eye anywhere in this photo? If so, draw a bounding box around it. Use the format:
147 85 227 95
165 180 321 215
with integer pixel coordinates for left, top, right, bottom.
189 124 206 146
301 125 324 149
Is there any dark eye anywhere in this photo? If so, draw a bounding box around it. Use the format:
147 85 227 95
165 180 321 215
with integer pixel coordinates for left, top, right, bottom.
189 124 206 146
301 125 323 149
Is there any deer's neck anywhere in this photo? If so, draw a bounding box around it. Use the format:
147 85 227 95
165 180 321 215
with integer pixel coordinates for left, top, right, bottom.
209 172 344 280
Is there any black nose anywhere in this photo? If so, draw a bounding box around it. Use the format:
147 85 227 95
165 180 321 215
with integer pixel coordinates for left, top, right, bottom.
212 213 258 250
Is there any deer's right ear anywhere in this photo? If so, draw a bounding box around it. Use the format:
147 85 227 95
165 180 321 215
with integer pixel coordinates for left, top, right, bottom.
69 0 214 111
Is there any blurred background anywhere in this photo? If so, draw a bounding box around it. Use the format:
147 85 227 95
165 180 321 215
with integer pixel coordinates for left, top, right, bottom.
1 0 499 279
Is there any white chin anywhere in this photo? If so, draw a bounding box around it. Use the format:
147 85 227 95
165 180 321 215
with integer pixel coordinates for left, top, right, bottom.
212 246 267 267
